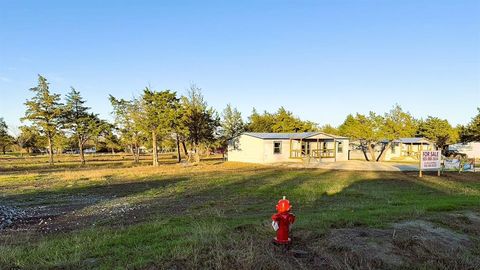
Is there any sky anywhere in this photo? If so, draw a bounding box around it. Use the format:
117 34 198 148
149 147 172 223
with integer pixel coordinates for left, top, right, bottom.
1 0 479 133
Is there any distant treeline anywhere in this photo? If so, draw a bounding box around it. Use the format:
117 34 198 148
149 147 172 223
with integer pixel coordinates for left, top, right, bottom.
0 75 479 165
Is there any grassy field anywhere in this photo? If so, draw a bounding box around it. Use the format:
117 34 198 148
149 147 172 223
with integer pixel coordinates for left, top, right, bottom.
0 155 479 269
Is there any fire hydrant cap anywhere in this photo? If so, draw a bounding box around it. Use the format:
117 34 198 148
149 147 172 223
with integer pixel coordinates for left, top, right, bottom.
276 196 291 213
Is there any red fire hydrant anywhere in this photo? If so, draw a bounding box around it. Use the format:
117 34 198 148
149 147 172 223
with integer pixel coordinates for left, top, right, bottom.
271 196 296 244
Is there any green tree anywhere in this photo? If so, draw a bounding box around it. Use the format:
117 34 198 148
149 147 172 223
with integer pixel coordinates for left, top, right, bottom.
246 107 317 132
0 118 14 154
319 124 340 135
110 95 144 163
15 125 44 154
338 112 383 161
220 104 245 153
377 105 417 161
171 98 187 163
461 108 480 142
137 88 179 166
181 84 219 162
63 88 103 164
272 107 317 132
417 116 459 149
246 108 276 132
23 75 63 165
90 119 113 156
53 131 72 155
102 124 121 154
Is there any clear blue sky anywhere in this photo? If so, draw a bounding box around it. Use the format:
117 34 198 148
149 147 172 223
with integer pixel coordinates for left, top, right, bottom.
1 0 479 132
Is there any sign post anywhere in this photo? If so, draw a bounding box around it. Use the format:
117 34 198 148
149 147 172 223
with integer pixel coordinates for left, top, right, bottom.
419 150 441 177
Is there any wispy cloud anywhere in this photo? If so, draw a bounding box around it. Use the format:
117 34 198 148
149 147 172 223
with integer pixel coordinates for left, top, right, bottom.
0 76 11 82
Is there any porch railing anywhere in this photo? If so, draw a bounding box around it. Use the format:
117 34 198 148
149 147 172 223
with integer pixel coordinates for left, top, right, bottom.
312 149 335 158
290 149 335 159
290 149 304 158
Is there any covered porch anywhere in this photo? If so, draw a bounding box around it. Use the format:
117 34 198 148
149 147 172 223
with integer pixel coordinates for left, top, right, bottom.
289 133 346 161
394 138 434 160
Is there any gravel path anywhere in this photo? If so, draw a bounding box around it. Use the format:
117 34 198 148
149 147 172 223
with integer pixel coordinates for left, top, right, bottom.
0 205 26 229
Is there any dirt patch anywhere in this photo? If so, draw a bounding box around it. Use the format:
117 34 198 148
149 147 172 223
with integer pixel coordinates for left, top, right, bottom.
311 217 480 269
433 211 480 235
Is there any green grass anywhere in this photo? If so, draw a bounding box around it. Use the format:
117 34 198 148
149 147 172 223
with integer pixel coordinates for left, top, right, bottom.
0 159 479 269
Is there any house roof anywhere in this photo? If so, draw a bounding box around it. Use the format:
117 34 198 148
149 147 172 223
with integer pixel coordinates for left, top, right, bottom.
393 137 432 144
243 132 348 140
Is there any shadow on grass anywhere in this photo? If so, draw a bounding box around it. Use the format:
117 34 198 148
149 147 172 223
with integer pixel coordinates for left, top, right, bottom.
1 167 480 269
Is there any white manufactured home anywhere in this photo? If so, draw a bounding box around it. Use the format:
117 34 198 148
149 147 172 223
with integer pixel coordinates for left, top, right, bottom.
383 138 435 160
349 137 435 161
227 132 349 164
449 142 480 159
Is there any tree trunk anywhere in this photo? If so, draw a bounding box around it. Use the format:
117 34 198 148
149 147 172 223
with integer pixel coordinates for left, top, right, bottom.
376 142 391 162
134 143 140 163
78 139 85 165
176 134 182 163
360 142 370 161
111 148 115 154
152 131 158 166
367 144 376 162
47 135 54 165
193 142 200 163
182 141 188 156
362 149 369 161
130 144 136 162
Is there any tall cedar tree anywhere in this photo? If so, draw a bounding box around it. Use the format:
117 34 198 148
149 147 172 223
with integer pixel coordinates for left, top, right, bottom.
23 75 63 165
137 88 179 166
220 104 245 152
181 84 219 162
0 118 14 154
63 88 102 164
109 95 144 163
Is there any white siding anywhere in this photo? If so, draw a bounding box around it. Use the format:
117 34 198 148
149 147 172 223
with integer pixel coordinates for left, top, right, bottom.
263 139 292 163
336 139 349 161
227 135 265 163
228 134 350 164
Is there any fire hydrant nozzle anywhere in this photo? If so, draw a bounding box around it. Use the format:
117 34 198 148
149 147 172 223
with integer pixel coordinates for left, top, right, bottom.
271 196 295 244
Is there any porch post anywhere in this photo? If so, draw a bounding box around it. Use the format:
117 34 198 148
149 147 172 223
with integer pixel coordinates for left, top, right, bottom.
334 138 337 162
300 138 303 157
289 139 292 158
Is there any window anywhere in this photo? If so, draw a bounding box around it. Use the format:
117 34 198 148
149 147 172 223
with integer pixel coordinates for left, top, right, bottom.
338 141 343 153
273 141 282 154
